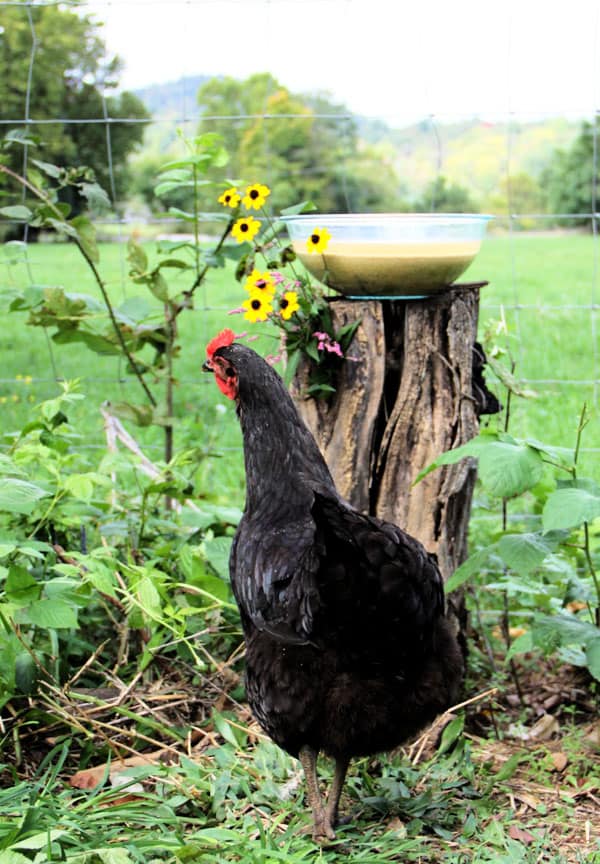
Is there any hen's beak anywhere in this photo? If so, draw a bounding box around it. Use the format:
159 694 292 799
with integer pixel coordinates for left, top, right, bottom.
202 359 213 372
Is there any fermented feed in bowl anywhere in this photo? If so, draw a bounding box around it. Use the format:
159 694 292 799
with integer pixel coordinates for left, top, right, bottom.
280 213 492 297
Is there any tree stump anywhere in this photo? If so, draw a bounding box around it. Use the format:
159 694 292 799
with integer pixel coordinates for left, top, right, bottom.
291 283 492 584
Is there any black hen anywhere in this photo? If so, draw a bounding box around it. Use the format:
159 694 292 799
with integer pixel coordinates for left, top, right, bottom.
203 330 464 841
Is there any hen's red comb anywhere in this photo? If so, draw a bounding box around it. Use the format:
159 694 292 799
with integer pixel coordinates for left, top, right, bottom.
206 328 236 359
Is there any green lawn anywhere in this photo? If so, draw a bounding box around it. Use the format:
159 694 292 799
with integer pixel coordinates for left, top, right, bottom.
1 232 598 489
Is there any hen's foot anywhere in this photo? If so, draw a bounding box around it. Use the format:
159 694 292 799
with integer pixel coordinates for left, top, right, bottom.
311 810 337 843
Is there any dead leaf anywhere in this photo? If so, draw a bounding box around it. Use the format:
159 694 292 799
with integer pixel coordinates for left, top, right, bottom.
513 791 542 810
527 713 559 741
566 601 588 612
508 824 536 844
550 751 568 772
70 746 177 790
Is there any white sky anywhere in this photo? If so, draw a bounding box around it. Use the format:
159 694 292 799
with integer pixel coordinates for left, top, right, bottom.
84 0 600 124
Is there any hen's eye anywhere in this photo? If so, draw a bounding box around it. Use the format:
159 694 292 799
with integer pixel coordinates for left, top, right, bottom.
225 366 235 378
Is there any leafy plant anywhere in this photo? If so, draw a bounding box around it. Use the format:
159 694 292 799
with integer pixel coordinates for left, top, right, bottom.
420 404 600 682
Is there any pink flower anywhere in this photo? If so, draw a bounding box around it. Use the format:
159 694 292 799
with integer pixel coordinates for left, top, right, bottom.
313 331 343 357
228 306 245 315
271 270 285 285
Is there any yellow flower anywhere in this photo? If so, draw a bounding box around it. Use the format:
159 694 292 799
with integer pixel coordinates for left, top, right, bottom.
232 216 261 243
244 269 276 297
218 187 241 208
279 291 300 320
242 293 273 323
24 375 33 385
242 183 271 210
306 227 331 254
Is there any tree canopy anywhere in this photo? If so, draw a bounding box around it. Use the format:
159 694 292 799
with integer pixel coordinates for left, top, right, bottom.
196 73 406 213
542 119 598 227
0 4 149 206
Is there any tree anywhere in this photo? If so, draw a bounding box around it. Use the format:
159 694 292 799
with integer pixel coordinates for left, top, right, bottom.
196 74 405 213
542 119 598 227
414 176 479 213
0 4 149 208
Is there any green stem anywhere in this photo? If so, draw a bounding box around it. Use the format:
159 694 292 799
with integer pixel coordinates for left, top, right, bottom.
0 162 157 408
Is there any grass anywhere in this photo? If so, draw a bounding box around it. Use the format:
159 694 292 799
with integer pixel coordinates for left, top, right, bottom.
1 231 598 490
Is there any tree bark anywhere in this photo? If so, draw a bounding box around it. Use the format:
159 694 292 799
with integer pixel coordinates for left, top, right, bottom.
291 283 488 584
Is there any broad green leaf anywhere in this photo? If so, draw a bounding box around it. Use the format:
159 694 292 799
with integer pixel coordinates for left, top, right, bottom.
64 474 94 502
26 598 78 629
212 710 240 747
585 638 600 681
413 433 496 485
137 575 162 618
497 532 555 573
79 181 112 212
5 564 40 604
0 543 16 558
30 158 62 178
10 830 66 850
0 478 49 514
542 484 600 533
478 440 544 498
203 536 232 581
505 629 534 661
0 204 33 220
445 547 491 592
531 613 600 651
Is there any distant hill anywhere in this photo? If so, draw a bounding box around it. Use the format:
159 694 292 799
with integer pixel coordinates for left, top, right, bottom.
133 75 211 118
133 77 581 206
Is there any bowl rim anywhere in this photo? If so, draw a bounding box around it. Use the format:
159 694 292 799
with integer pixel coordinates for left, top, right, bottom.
280 212 494 223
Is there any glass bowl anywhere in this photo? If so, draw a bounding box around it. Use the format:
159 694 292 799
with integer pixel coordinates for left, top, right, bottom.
280 213 493 297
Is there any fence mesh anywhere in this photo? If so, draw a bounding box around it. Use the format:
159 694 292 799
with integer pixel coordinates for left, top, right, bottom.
1 0 599 466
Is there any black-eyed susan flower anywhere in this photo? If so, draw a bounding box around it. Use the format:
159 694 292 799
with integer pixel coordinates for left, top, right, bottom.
242 183 271 210
218 187 241 208
244 269 276 297
306 227 331 254
242 293 273 323
232 216 261 243
279 291 300 320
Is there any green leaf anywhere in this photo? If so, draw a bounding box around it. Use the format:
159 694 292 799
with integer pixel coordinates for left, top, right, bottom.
280 200 317 216
79 181 112 212
5 564 40 604
0 205 33 220
0 478 50 514
542 484 600 532
63 474 94 502
30 158 62 178
585 638 600 681
26 598 78 629
202 536 232 581
127 239 149 275
413 433 495 485
531 614 600 652
137 575 162 618
505 629 534 661
212 710 240 747
478 440 544 498
445 547 492 592
437 714 464 755
15 651 38 695
497 532 555 573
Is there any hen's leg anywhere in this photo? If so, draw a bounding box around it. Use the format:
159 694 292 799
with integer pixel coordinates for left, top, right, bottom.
325 757 349 827
298 745 336 841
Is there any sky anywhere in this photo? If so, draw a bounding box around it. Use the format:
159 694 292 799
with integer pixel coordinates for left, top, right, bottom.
83 0 600 125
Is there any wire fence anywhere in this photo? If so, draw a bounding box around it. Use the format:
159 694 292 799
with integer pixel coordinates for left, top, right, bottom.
1 0 599 465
